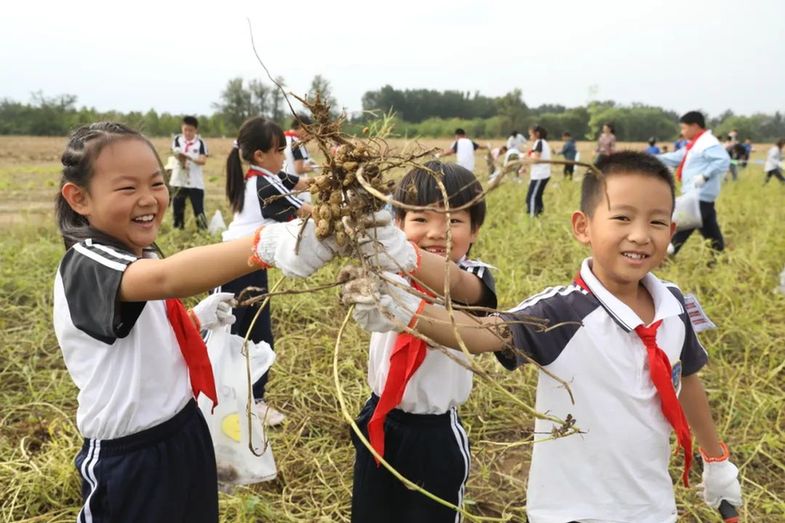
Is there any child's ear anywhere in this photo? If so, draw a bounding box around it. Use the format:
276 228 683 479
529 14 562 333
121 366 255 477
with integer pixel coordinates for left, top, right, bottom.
251 149 265 165
61 183 90 216
669 221 676 239
571 210 591 245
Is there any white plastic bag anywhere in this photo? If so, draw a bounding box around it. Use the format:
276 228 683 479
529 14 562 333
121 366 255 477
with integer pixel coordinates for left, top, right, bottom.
198 327 277 485
673 190 702 231
207 210 227 236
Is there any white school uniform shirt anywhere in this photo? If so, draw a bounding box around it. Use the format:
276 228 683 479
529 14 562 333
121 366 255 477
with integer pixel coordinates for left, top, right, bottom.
529 139 551 180
283 132 310 176
450 137 480 172
222 165 303 241
506 133 527 152
170 134 208 189
367 259 496 414
497 258 708 523
53 240 192 440
764 145 782 172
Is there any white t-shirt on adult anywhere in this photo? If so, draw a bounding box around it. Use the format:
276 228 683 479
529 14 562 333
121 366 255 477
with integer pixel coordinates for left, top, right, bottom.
764 145 782 172
450 137 480 172
506 133 527 152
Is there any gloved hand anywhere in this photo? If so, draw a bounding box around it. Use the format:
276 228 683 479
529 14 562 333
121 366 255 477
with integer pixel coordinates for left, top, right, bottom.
355 211 419 273
340 267 424 333
255 219 339 278
192 292 236 330
693 175 707 188
699 445 742 509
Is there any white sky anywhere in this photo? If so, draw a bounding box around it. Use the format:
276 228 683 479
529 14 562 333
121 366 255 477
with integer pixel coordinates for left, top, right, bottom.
3 0 783 118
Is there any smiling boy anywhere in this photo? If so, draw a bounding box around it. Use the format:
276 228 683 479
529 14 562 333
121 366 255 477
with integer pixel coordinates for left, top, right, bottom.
345 152 742 522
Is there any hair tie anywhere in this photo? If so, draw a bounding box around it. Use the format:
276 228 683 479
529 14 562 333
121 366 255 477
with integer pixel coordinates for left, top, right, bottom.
232 140 240 150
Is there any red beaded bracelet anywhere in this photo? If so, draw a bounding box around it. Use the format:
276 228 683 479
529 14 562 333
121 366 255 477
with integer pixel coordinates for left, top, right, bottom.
699 441 730 462
248 226 271 269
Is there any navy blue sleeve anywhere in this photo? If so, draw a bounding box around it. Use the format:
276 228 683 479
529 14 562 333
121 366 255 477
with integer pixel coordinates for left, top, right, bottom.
667 286 709 376
472 141 480 151
495 286 593 370
198 139 208 156
59 241 145 344
533 140 543 153
292 146 305 161
256 174 302 222
450 141 457 153
456 261 497 311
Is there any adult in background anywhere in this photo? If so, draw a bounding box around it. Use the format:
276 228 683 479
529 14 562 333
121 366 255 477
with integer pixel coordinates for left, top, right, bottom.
645 137 661 155
594 122 616 164
658 111 730 255
764 139 785 185
506 130 527 152
170 116 209 230
439 128 488 173
554 131 577 179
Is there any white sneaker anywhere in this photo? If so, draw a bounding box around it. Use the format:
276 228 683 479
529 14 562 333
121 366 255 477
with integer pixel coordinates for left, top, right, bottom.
255 400 286 426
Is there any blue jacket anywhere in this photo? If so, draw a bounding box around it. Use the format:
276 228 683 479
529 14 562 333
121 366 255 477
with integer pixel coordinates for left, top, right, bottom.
658 131 730 202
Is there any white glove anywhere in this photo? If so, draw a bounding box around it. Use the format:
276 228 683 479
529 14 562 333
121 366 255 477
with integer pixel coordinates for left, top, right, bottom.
341 269 424 333
355 211 419 273
192 292 236 331
700 454 742 509
693 175 707 188
255 219 338 278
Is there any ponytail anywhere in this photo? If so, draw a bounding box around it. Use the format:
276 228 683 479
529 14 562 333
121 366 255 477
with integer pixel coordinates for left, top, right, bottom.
226 147 246 214
225 116 286 214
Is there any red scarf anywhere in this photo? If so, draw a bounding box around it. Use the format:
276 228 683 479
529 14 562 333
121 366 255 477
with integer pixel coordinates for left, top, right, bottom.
245 166 275 180
165 299 218 412
367 281 430 464
675 130 705 182
574 274 693 486
284 130 298 138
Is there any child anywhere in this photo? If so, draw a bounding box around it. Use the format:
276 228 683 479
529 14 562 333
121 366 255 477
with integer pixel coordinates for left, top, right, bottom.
349 161 497 523
555 131 577 179
594 122 616 164
219 116 313 426
764 138 785 184
54 122 337 521
439 128 488 173
344 151 742 522
526 125 551 217
645 136 662 155
170 115 209 230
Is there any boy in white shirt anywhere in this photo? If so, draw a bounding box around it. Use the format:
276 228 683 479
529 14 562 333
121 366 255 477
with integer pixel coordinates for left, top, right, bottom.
170 116 209 230
344 151 742 523
440 128 487 173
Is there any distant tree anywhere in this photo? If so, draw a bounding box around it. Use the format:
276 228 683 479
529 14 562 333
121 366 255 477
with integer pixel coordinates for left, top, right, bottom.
248 79 271 117
495 89 530 133
309 74 338 114
213 77 253 131
269 75 288 123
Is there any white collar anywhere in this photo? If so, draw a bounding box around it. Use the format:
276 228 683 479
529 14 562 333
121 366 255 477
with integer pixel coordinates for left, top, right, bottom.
249 165 276 177
579 258 683 331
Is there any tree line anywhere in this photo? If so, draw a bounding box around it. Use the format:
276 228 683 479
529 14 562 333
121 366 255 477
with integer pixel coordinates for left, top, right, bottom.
2 80 784 143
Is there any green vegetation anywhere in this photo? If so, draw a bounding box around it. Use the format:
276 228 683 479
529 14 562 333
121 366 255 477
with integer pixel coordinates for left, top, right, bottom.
0 138 784 521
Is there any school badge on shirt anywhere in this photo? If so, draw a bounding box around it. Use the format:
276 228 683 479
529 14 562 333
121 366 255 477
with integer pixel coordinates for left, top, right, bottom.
671 360 683 394
683 293 716 332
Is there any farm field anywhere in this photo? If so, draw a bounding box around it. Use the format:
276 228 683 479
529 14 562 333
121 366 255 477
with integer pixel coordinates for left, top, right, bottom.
1 135 784 522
